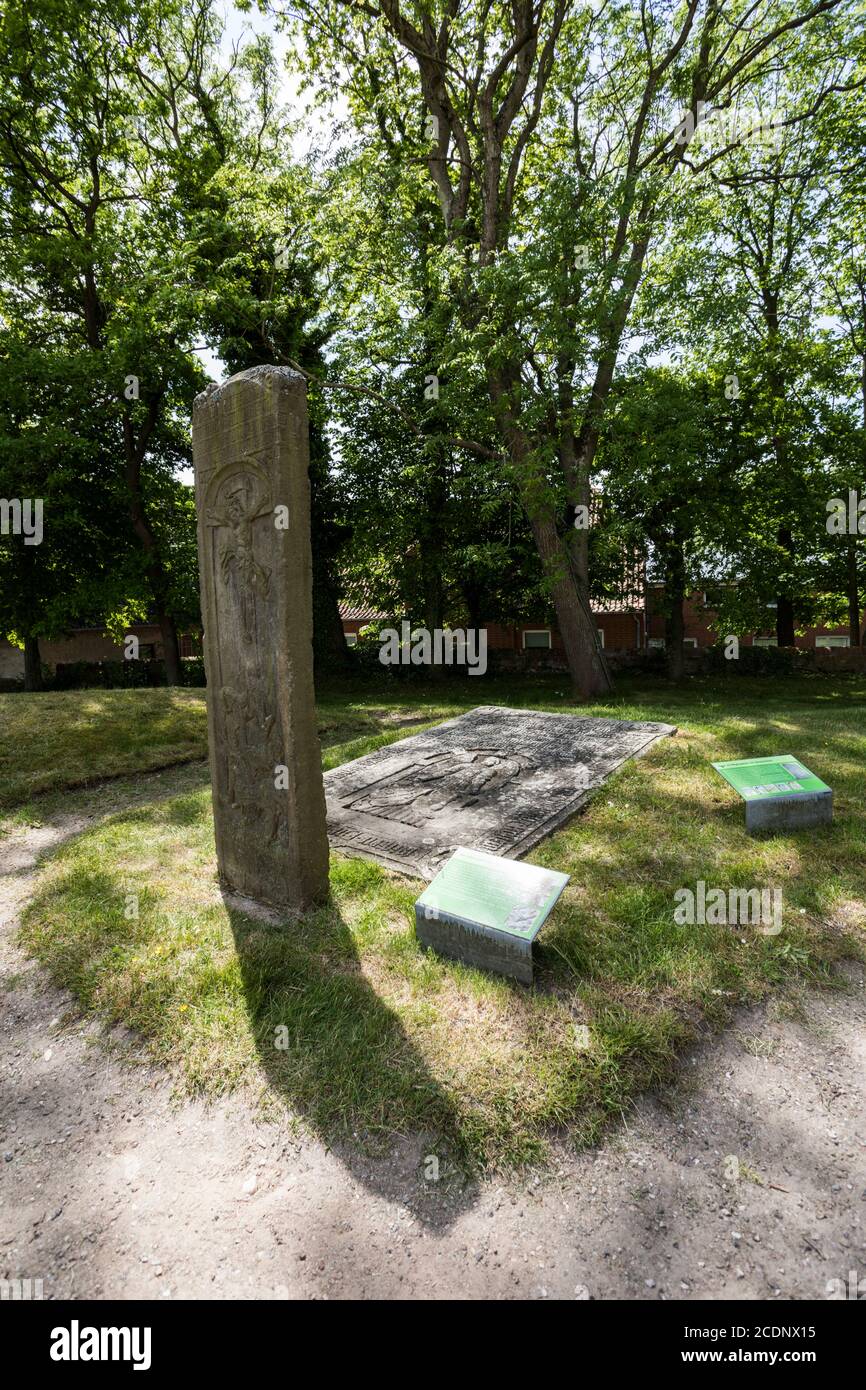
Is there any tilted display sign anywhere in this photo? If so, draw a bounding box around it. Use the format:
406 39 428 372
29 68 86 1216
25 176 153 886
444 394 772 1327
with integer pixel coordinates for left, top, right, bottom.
712 756 832 834
415 846 569 985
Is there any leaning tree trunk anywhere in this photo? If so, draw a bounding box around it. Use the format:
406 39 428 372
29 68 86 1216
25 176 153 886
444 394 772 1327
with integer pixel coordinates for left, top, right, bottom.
23 633 43 691
528 512 612 700
493 377 611 700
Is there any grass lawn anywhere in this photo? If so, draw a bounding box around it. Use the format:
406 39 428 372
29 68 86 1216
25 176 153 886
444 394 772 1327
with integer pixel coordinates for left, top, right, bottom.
0 688 208 811
0 683 456 812
13 673 866 1170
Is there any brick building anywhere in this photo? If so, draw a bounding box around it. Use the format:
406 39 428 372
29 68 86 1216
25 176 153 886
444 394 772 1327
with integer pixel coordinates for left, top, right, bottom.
339 577 862 656
644 588 862 654
1 582 859 683
0 626 200 682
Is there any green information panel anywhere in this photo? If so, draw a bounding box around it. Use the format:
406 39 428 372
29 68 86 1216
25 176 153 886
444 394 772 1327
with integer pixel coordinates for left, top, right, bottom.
711 755 830 802
415 847 570 983
416 847 569 940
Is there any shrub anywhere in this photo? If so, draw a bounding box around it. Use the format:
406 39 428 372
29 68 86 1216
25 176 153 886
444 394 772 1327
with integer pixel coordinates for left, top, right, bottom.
47 658 206 690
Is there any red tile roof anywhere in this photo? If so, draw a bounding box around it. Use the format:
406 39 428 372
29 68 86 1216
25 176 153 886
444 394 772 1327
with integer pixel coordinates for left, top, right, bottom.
339 600 388 621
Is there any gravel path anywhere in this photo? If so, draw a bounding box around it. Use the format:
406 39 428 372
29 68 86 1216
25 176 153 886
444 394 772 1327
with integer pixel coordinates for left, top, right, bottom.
1 768 864 1301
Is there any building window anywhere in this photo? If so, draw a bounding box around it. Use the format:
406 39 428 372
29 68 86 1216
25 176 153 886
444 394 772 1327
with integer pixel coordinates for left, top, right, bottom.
683 638 698 649
753 637 778 647
345 633 358 647
647 637 665 650
522 629 551 649
596 629 605 648
815 635 850 649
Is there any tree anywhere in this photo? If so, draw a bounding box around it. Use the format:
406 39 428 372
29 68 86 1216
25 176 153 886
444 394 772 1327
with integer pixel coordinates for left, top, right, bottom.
820 205 866 644
194 160 353 670
0 0 286 682
0 328 139 688
601 366 742 679
280 0 858 696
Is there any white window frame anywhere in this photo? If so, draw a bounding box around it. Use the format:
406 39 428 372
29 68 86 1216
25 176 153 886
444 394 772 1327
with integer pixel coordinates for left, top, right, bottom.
815 635 850 649
522 629 552 650
647 637 665 650
596 628 605 648
683 637 698 649
344 633 358 647
752 637 778 648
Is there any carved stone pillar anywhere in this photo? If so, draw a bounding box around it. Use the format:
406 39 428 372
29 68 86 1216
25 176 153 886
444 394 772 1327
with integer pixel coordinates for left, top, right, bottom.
192 365 329 913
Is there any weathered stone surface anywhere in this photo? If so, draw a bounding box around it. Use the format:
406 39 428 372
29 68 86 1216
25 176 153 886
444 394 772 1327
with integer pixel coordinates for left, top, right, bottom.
745 791 833 835
325 705 676 879
192 365 329 914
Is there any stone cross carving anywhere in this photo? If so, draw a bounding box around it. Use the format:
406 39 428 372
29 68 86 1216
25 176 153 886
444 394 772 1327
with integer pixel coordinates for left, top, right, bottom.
192 365 329 914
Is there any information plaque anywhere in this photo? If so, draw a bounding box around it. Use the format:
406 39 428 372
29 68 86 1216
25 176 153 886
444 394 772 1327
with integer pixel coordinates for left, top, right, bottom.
712 755 832 833
414 846 569 984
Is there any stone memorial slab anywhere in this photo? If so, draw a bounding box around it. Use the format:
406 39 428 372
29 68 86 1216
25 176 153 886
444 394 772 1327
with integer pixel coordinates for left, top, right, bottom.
192 365 329 914
712 755 833 834
325 705 676 879
415 847 570 984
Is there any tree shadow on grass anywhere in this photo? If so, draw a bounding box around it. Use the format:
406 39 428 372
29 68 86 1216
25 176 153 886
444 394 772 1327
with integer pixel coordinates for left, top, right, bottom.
223 889 478 1228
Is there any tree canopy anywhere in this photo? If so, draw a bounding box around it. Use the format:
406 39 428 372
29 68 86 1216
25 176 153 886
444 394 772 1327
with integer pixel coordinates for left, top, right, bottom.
2 0 865 688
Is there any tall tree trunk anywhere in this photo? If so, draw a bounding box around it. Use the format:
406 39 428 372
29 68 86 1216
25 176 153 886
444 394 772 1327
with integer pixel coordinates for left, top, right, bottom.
776 596 796 647
776 597 796 647
123 411 184 685
417 331 449 660
855 359 866 648
462 578 485 633
23 633 43 691
664 546 687 681
775 526 796 646
421 563 443 633
846 537 861 646
419 483 445 635
528 512 611 699
159 614 182 686
312 567 350 673
421 556 447 680
763 297 798 649
82 253 184 687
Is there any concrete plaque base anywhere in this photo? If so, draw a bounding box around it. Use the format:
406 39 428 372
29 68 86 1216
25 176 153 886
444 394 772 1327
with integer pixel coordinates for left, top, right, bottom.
746 791 833 835
415 911 535 984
